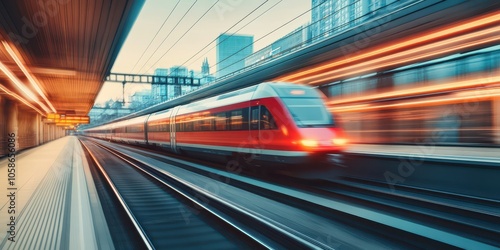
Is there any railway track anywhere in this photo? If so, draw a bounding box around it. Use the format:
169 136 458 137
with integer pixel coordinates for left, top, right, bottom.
81 137 470 249
79 137 335 249
306 177 500 248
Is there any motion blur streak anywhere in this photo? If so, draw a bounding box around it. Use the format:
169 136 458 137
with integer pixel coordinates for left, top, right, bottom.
2 41 57 113
277 10 500 83
308 26 499 84
0 84 45 116
329 76 500 106
0 60 51 113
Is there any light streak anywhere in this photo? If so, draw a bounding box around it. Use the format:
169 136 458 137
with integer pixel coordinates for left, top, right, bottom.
2 41 57 113
0 84 45 116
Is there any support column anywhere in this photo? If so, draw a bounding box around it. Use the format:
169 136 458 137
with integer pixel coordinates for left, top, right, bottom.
5 100 19 152
49 124 54 141
35 113 40 146
0 96 5 156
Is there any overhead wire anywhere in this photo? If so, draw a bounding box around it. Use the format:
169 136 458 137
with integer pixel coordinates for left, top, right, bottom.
212 0 373 79
182 0 283 73
129 0 181 73
129 1 328 104
170 0 273 73
212 2 315 78
125 0 272 105
145 0 221 74
136 0 199 74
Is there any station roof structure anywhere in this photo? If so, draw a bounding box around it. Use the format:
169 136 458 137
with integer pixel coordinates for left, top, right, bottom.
0 0 145 117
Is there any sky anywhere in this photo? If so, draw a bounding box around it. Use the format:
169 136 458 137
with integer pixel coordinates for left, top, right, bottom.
94 0 311 105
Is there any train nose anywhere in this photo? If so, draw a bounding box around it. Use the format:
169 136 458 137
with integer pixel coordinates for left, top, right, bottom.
298 127 348 151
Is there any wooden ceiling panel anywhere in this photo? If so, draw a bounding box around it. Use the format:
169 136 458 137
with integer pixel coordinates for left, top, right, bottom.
0 0 145 116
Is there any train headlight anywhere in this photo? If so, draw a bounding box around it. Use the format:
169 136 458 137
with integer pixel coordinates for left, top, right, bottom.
332 138 347 146
301 139 318 147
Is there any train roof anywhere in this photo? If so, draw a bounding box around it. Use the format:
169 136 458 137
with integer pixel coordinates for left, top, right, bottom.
176 82 321 115
85 82 321 130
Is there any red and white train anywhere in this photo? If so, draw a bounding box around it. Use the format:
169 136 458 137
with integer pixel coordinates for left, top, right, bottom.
83 82 347 166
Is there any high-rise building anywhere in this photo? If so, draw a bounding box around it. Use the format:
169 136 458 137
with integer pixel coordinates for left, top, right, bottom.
169 65 199 98
152 68 168 103
216 34 253 78
201 57 210 76
245 24 311 67
129 89 152 110
311 0 394 40
200 57 215 84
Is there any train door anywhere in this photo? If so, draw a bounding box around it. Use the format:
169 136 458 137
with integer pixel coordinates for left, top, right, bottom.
170 106 181 153
144 114 151 144
250 105 278 152
249 106 261 153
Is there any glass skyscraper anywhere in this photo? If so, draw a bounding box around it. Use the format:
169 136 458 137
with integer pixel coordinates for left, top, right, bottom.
310 0 403 40
216 34 253 78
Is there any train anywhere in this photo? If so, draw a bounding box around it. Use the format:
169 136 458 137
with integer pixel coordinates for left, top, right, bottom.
82 82 347 167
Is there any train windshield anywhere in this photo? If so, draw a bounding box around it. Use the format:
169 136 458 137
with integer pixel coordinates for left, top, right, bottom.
282 98 334 127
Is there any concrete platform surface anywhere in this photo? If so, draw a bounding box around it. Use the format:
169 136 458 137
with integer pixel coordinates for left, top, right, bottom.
0 136 113 250
346 144 500 163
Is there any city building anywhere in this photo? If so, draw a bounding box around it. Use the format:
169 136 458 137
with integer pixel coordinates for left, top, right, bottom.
169 65 188 99
87 100 132 126
151 59 215 102
216 34 253 78
245 24 311 67
310 0 406 41
129 89 152 110
152 68 168 103
201 57 210 75
200 57 216 84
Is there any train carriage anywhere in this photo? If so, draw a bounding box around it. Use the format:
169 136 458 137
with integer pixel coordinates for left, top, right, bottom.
83 82 347 166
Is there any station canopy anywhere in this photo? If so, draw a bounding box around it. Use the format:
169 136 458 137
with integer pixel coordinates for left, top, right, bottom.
0 0 144 118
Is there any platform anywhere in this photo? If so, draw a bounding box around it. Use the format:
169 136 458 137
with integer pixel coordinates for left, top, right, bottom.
346 144 500 164
0 136 113 249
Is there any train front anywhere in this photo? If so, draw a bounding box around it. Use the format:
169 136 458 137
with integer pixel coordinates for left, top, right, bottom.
271 83 348 165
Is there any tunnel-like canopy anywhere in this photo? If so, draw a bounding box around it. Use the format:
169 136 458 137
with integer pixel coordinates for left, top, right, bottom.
0 0 144 118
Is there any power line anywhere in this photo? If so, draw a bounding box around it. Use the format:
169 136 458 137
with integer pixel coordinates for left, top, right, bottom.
211 1 314 77
178 0 283 72
130 0 181 73
175 0 273 71
136 0 199 74
145 0 221 74
212 0 389 79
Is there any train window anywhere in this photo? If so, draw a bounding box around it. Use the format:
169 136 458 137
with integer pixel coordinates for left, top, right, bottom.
164 121 170 132
250 106 259 130
260 106 277 130
202 116 214 131
185 118 193 132
230 110 243 130
148 124 156 132
193 117 202 131
115 127 125 133
149 123 157 132
215 112 227 130
127 124 144 133
176 116 193 132
282 98 334 127
176 117 182 131
149 120 169 132
229 108 249 130
241 107 249 130
192 114 213 131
